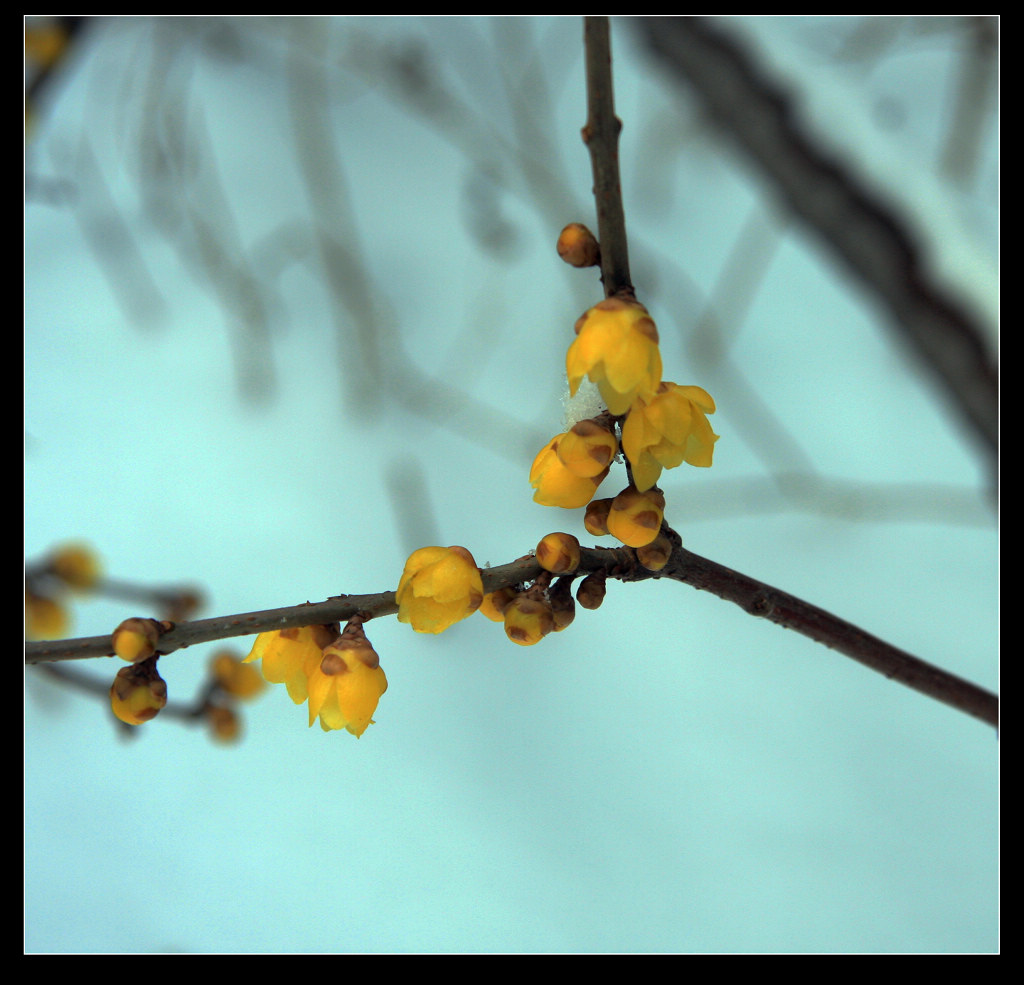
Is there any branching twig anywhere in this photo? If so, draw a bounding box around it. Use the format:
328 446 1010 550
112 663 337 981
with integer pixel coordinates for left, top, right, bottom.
25 536 998 729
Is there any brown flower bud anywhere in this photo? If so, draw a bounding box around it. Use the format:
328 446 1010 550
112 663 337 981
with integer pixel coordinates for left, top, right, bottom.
111 617 164 663
536 532 581 575
636 531 673 572
576 570 608 610
556 222 600 267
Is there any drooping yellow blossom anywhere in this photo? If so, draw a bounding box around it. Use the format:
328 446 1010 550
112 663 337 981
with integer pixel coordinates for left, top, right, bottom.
396 546 484 634
530 434 609 509
306 624 388 736
109 658 167 726
555 419 618 478
606 486 666 548
621 383 718 491
566 297 662 416
244 624 337 704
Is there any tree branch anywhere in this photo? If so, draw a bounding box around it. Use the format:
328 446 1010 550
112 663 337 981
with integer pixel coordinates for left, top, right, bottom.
582 16 634 299
635 16 998 470
25 537 998 729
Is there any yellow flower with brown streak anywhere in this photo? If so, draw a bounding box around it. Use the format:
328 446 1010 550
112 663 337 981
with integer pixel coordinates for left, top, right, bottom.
621 383 718 491
396 546 484 634
306 623 388 736
566 297 662 416
529 434 609 509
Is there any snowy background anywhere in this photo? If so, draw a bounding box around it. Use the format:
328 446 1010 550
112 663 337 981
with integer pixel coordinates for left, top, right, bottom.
25 16 997 953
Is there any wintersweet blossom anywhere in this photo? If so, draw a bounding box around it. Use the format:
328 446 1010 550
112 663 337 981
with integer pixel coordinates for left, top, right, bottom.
245 624 337 704
621 383 718 491
306 625 388 736
245 623 387 735
566 297 662 416
530 434 609 508
396 546 484 634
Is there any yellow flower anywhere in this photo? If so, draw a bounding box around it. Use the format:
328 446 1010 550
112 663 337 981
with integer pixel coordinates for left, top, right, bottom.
621 383 718 491
606 486 666 548
245 624 337 704
245 622 387 736
566 298 662 416
530 434 609 509
307 625 388 736
396 546 484 634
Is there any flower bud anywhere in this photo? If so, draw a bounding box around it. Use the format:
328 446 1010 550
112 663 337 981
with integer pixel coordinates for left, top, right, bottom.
479 587 517 622
555 419 618 478
503 594 555 646
109 658 167 726
548 578 576 632
606 486 665 548
207 704 241 743
210 650 266 700
636 531 673 572
576 570 607 611
25 591 69 640
50 542 101 591
584 498 613 537
556 222 600 267
536 532 581 575
111 617 163 663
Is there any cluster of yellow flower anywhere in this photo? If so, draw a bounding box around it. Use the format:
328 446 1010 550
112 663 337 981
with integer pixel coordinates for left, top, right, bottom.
242 620 387 736
530 293 718 551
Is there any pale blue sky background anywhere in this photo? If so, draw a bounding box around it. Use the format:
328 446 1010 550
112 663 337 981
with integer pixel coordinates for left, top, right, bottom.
25 16 997 953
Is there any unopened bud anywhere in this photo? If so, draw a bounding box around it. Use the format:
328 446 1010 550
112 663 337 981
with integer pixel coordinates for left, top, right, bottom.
556 222 600 268
548 578 576 632
479 587 518 622
210 650 266 699
636 531 673 572
576 570 608 610
109 657 167 725
50 542 101 591
111 617 164 663
606 486 665 548
536 532 581 575
584 498 613 537
207 704 241 743
504 594 555 646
